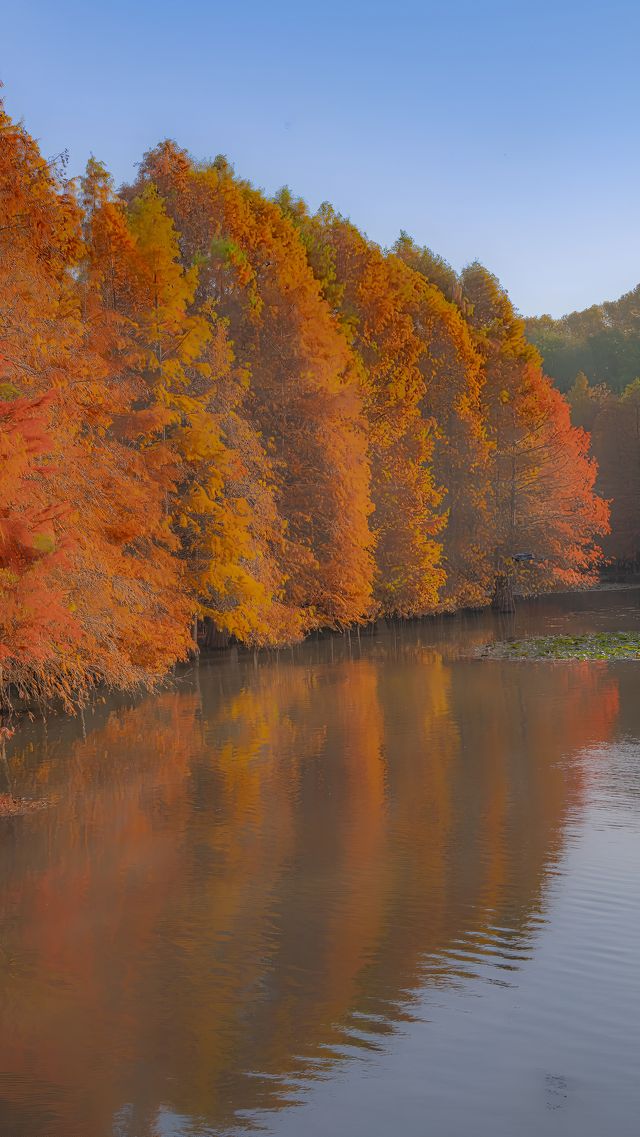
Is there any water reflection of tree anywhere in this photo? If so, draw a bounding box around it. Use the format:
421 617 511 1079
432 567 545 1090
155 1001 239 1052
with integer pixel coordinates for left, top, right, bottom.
0 650 619 1136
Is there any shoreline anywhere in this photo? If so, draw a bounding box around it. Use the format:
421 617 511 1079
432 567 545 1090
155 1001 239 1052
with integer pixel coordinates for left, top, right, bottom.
3 580 640 723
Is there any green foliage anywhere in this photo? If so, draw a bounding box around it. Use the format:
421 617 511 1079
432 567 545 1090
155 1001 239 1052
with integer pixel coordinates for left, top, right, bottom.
483 631 640 660
394 232 461 306
526 285 640 393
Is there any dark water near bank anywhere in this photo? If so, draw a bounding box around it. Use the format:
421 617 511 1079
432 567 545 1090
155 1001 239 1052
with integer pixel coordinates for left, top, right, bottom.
1 590 640 1137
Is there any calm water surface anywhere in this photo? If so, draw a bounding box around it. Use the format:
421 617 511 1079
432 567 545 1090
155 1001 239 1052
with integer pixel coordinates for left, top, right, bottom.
1 590 640 1137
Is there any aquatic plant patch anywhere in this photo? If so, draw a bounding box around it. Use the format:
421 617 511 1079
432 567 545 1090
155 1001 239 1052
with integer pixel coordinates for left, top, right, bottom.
479 632 640 660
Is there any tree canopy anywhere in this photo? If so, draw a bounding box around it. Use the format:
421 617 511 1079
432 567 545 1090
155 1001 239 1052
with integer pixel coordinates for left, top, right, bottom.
0 94 610 710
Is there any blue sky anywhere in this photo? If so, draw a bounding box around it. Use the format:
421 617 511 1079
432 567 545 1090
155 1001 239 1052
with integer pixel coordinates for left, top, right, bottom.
3 0 639 316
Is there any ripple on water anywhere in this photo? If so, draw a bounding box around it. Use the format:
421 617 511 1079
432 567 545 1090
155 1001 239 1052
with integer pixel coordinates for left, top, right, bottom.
1 592 640 1136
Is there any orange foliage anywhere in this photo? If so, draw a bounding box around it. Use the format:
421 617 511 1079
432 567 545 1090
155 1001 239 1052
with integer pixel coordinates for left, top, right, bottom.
0 392 79 703
461 263 609 591
393 236 493 606
131 144 375 630
278 198 445 616
0 101 191 706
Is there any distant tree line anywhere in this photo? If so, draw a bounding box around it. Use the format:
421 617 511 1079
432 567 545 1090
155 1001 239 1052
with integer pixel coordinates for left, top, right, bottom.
529 281 640 567
567 372 640 568
527 286 640 394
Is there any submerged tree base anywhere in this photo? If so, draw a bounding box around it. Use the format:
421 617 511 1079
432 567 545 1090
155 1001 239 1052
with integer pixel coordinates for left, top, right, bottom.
479 632 640 660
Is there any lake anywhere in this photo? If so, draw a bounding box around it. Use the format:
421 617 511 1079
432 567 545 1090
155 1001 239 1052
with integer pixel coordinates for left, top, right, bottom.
1 589 640 1137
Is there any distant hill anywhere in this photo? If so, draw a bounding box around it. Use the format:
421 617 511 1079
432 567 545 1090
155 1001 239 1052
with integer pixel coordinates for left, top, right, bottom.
526 284 640 393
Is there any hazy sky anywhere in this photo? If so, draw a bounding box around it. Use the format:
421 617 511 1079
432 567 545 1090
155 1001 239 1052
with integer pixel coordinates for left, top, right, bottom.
3 0 639 316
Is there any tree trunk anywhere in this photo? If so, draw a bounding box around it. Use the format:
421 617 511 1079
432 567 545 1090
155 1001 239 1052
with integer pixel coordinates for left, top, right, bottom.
491 573 515 613
198 617 231 651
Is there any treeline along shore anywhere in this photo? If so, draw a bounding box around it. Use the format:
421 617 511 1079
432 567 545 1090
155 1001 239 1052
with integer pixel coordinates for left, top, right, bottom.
0 92 610 713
